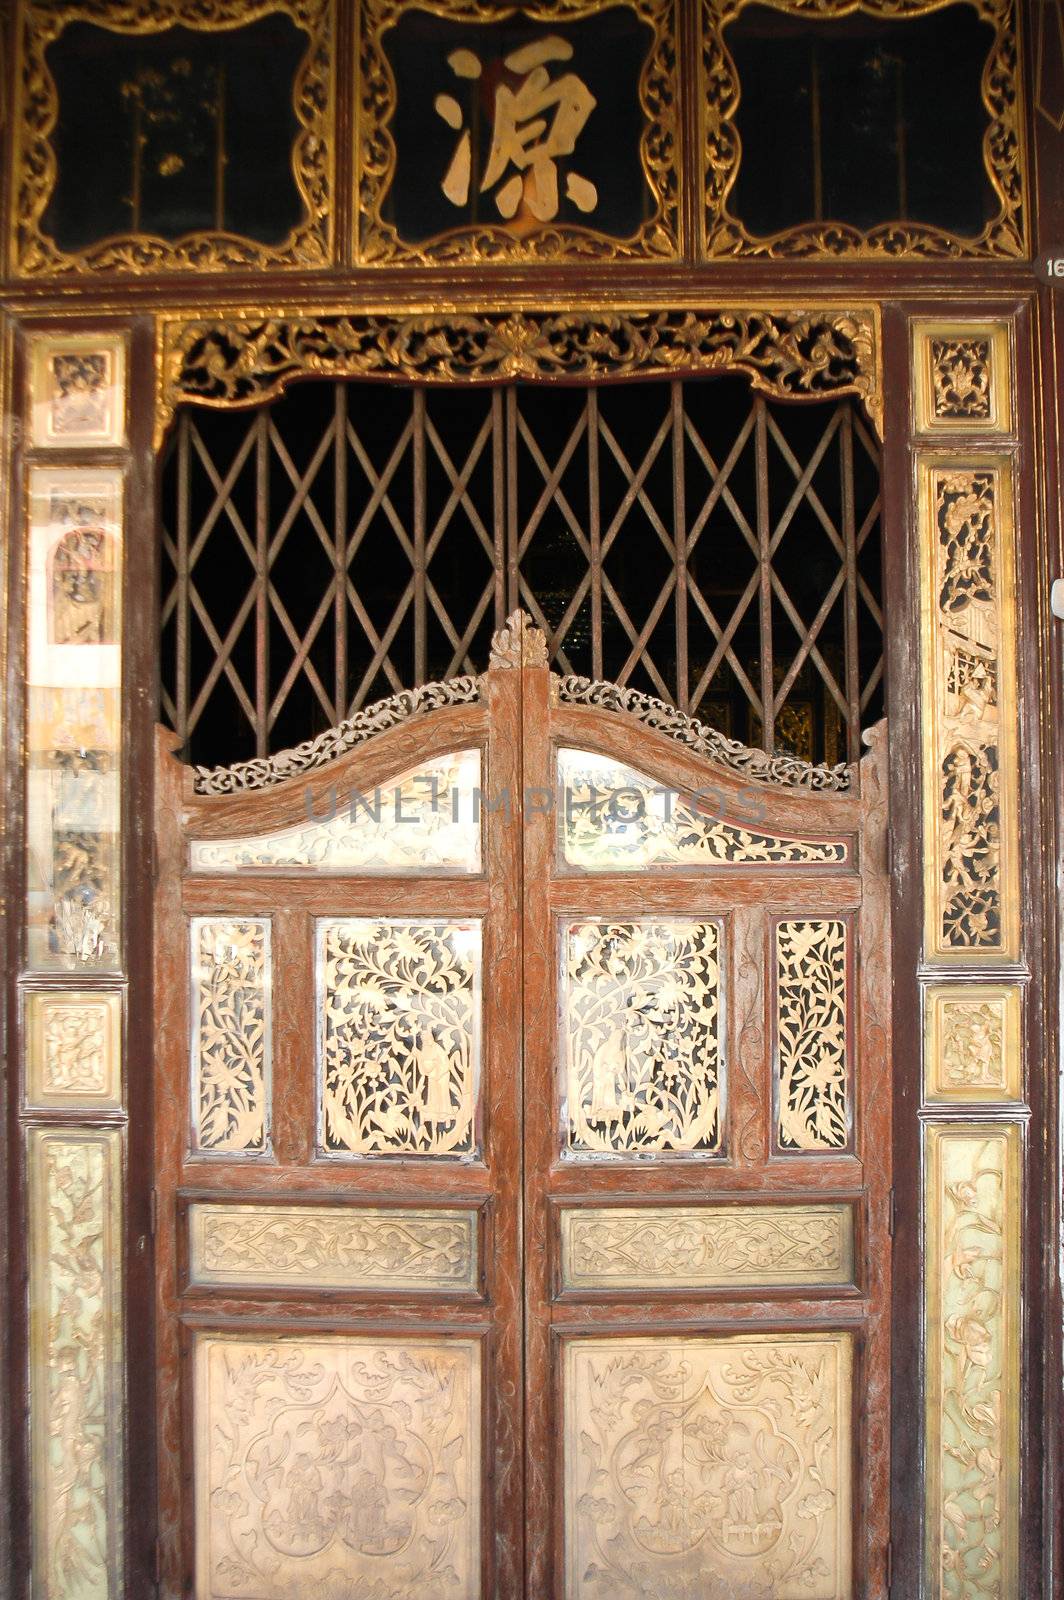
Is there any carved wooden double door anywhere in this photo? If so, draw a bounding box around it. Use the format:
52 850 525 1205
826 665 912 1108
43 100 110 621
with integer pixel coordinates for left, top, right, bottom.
154 623 892 1600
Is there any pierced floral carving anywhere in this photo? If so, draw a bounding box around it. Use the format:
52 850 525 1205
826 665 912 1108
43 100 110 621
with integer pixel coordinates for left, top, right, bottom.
319 918 480 1157
191 675 481 794
564 1334 852 1598
932 339 993 421
559 749 848 870
555 674 851 791
156 308 882 446
563 919 723 1155
191 918 271 1156
195 1334 480 1599
775 919 849 1151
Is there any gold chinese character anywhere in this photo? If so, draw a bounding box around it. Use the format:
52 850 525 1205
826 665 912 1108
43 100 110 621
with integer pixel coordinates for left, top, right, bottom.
434 37 598 223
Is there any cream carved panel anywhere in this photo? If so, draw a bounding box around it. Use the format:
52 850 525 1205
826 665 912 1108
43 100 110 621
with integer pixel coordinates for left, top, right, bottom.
190 749 481 873
191 917 272 1157
913 321 1013 437
25 987 122 1108
558 749 848 870
189 1203 479 1292
565 1333 853 1600
919 460 1018 961
28 1128 124 1600
561 1203 854 1291
924 984 1022 1104
195 1334 481 1600
775 920 850 1151
925 1125 1020 1600
563 919 723 1156
319 918 481 1156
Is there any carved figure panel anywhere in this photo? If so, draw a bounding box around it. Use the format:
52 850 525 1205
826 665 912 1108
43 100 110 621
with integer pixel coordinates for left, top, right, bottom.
189 1203 479 1292
925 1125 1020 1600
191 917 272 1157
190 749 482 873
564 1333 853 1599
560 1203 854 1291
558 749 848 871
563 919 723 1156
29 332 127 447
25 988 122 1108
194 1333 481 1599
319 918 481 1156
775 919 850 1152
28 1128 124 1600
924 983 1022 1104
913 321 1013 436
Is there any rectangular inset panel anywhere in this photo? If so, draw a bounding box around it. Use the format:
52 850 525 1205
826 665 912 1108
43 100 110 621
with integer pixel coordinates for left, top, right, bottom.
912 321 1013 436
189 1203 479 1293
190 916 272 1157
194 1333 481 1599
925 1124 1020 1599
28 1127 124 1599
318 917 481 1156
25 986 122 1109
774 918 850 1151
559 749 848 869
26 468 123 971
28 331 127 447
190 749 482 874
919 458 1018 962
565 1333 852 1600
560 1202 854 1291
562 919 723 1156
924 983 1022 1104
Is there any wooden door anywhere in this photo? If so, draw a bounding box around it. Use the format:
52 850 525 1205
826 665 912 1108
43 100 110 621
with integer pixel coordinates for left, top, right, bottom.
154 620 890 1599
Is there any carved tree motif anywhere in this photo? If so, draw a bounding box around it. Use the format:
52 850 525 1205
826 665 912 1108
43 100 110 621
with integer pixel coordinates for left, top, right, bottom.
775 919 849 1151
191 918 271 1155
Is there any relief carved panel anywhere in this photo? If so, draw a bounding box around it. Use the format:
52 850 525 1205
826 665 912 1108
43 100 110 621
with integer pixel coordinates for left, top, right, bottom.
195 1334 481 1599
913 321 1013 436
774 919 850 1152
191 917 272 1156
25 987 122 1108
924 984 1022 1104
565 1333 852 1599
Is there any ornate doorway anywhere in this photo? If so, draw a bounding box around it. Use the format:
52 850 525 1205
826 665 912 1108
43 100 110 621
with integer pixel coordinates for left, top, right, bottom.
153 611 890 1599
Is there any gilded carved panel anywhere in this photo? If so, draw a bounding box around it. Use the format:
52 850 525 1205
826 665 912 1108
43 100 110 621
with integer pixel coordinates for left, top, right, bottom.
28 1128 124 1600
190 749 482 873
28 332 128 448
558 749 848 870
919 459 1018 961
190 916 272 1157
194 1333 481 1599
924 983 1022 1104
189 1202 479 1291
318 917 481 1156
925 1124 1020 1600
560 1202 854 1291
562 919 723 1156
774 919 850 1152
564 1333 853 1599
913 322 1014 436
24 987 122 1109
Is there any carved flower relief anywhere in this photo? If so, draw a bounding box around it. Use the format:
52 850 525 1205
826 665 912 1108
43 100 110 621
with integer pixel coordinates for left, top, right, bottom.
775 920 849 1151
932 339 993 421
191 918 271 1156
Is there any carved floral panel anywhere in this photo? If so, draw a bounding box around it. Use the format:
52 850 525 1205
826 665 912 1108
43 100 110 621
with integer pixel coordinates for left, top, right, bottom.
563 919 723 1156
924 983 1022 1104
775 919 850 1152
190 749 482 873
925 1124 1020 1600
191 917 272 1157
920 461 1018 960
25 987 122 1109
318 918 481 1156
564 1333 853 1599
28 1128 124 1600
189 1202 479 1292
194 1333 481 1599
558 749 848 870
913 321 1013 436
28 332 127 447
560 1202 853 1291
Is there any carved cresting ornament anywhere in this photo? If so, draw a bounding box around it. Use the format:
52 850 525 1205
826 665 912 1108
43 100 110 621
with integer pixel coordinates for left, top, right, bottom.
155 306 882 446
489 608 549 669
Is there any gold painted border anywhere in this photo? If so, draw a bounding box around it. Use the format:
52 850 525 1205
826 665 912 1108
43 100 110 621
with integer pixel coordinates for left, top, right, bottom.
700 0 1027 260
27 330 129 448
11 0 334 277
355 0 680 265
24 987 124 1109
153 302 883 447
924 1122 1021 1599
924 981 1022 1104
913 320 1015 437
918 453 1019 963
